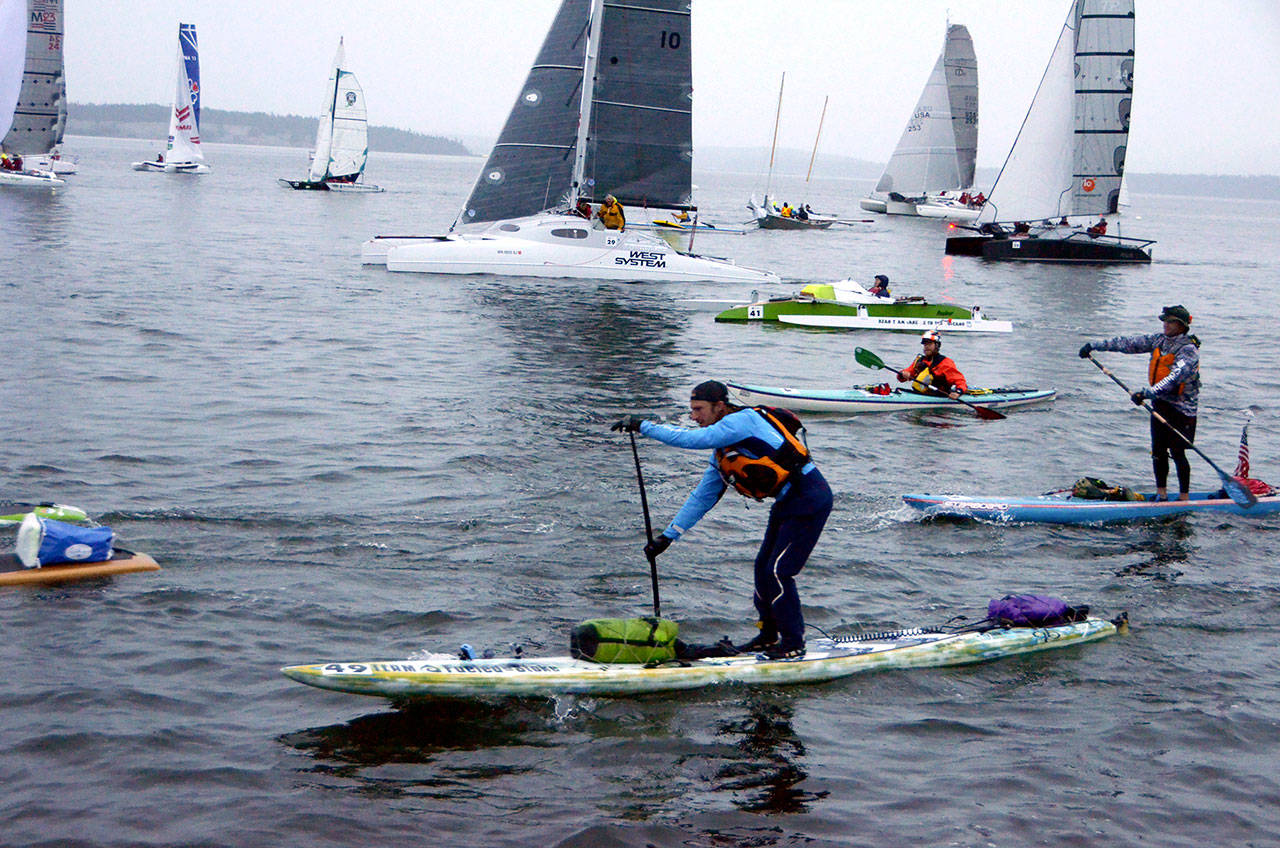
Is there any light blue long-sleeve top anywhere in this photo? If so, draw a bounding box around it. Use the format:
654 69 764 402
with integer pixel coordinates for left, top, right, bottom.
639 408 816 540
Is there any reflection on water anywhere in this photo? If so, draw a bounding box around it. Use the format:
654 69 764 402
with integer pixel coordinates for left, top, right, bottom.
1115 519 1194 577
280 699 550 778
709 696 826 815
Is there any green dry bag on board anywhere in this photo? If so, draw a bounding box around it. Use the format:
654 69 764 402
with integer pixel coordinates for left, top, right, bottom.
569 617 679 664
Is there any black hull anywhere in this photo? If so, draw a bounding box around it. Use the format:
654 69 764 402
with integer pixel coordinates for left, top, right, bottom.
944 236 988 256
945 231 1153 264
279 178 331 191
982 235 1152 263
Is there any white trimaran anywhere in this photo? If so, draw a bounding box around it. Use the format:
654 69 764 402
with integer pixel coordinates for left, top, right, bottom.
279 38 382 192
2 0 74 178
132 23 208 174
861 23 978 220
363 0 777 283
0 0 64 188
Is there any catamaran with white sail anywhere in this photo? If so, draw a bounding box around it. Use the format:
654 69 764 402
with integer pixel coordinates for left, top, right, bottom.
944 0 1153 262
132 23 209 174
280 38 382 192
0 0 63 188
861 24 979 220
362 0 777 283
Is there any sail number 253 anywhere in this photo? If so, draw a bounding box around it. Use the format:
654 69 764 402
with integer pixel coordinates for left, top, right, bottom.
660 31 683 49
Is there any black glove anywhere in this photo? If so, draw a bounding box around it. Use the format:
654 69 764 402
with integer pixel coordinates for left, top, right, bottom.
1078 343 1093 358
644 534 672 559
1130 390 1147 406
610 415 645 433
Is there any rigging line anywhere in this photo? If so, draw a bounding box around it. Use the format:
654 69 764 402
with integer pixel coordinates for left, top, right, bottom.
593 100 691 115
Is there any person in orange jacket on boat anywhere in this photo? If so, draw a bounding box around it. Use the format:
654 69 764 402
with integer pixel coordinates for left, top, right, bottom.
897 331 968 399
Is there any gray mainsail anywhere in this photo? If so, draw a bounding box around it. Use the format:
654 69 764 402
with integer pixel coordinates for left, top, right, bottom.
582 0 692 209
459 0 590 226
2 0 64 155
944 24 978 191
1071 0 1133 215
978 0 1133 223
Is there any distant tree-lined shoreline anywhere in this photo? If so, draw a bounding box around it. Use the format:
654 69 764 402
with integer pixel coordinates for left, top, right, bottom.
69 103 471 156
67 104 1279 199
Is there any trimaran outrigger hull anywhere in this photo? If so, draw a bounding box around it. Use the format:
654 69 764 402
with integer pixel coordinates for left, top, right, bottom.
363 214 780 284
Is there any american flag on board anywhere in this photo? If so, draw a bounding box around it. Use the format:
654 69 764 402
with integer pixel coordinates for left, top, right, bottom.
1234 422 1251 479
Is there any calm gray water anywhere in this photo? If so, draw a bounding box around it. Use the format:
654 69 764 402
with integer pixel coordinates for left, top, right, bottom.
3 136 1280 847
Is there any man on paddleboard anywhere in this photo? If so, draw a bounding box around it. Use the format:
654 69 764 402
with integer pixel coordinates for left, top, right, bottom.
1080 305 1200 501
897 330 967 400
612 380 832 659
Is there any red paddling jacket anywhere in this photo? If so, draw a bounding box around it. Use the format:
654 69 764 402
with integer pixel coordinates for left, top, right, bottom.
901 352 968 394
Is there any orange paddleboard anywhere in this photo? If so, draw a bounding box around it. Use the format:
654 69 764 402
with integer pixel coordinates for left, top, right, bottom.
0 549 160 587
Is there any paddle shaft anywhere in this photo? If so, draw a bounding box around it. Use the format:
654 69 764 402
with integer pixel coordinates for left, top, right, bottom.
628 431 662 617
1086 354 1255 505
869 363 1004 420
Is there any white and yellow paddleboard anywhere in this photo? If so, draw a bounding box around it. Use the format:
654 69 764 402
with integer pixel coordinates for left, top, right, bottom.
282 617 1123 700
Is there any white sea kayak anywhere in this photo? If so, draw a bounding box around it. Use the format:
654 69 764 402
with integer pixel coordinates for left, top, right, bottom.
281 617 1123 700
727 383 1056 414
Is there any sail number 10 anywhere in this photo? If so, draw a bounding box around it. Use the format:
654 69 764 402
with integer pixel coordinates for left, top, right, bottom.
660 30 682 49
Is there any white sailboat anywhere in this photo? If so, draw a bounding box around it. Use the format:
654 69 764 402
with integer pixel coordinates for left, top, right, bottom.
2 0 74 175
0 0 63 188
861 24 978 220
279 38 382 192
747 75 838 230
132 23 209 174
945 0 1153 262
363 0 777 284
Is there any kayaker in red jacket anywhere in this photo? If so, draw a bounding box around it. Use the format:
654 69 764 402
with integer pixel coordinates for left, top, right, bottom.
897 331 968 399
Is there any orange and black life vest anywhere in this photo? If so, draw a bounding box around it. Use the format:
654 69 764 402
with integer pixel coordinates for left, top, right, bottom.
1149 338 1198 396
715 407 810 501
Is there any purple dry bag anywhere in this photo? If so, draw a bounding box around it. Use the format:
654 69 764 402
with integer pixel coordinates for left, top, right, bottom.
987 594 1087 627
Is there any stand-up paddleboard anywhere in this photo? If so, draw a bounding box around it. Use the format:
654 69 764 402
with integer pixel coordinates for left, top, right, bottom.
281 616 1124 700
904 491 1280 524
0 549 160 587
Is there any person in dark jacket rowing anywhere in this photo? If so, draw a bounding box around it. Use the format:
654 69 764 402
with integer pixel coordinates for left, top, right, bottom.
1080 305 1200 501
612 380 832 659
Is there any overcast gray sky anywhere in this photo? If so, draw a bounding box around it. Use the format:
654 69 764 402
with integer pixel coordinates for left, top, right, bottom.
64 1 1280 176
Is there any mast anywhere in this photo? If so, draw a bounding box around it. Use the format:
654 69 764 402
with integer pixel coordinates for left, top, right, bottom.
764 72 785 201
805 95 828 186
323 38 343 179
569 0 604 207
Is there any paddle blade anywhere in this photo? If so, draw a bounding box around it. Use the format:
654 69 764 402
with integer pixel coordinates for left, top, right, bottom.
854 347 886 370
973 405 1006 421
1221 474 1259 508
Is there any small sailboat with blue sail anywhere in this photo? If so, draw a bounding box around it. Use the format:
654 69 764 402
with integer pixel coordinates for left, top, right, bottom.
132 23 209 174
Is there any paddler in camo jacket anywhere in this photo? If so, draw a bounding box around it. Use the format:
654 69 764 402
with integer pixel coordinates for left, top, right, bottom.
1079 305 1200 501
